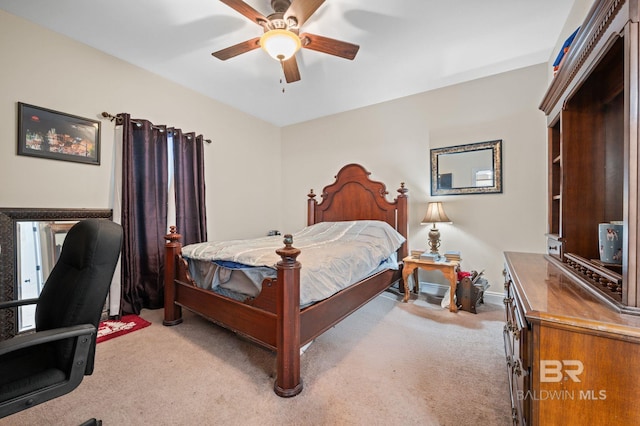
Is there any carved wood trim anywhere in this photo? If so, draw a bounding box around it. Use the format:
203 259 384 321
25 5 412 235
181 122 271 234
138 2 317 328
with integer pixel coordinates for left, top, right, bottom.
540 0 627 114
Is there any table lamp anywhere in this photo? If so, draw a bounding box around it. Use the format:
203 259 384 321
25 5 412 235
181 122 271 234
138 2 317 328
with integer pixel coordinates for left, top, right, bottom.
421 202 452 255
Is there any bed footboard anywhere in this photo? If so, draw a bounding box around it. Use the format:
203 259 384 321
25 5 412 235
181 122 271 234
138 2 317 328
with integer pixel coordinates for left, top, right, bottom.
160 164 408 398
162 227 304 397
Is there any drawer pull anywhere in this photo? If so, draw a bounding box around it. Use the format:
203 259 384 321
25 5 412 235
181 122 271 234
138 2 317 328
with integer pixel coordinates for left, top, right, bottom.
513 359 528 377
504 324 511 335
506 355 513 368
504 318 522 341
513 360 522 376
509 323 519 339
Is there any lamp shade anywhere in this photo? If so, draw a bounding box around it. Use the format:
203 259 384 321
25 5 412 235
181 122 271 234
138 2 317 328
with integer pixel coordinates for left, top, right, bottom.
421 202 452 224
260 29 301 61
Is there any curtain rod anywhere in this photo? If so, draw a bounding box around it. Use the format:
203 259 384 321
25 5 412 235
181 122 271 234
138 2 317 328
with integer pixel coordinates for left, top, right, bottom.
101 112 212 144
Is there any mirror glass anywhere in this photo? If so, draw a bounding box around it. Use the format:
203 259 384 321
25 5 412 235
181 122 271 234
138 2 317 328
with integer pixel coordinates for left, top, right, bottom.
430 140 502 195
0 208 112 339
16 220 75 331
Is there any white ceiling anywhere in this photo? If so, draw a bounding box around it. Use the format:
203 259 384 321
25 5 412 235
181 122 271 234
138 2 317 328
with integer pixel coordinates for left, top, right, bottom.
0 0 575 127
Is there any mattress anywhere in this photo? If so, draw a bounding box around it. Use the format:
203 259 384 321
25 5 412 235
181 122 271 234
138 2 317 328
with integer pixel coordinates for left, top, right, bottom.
181 220 405 307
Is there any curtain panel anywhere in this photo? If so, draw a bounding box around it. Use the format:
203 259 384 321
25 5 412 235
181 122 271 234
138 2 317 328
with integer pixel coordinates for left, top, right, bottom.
120 114 169 315
171 129 207 246
117 115 207 315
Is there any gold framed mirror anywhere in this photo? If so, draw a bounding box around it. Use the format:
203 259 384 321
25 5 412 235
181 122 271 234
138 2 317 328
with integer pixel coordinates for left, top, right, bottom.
430 139 502 195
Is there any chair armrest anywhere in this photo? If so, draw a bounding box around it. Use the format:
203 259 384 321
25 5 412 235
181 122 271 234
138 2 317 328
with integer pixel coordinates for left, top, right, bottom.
0 324 96 356
0 298 39 310
0 324 97 418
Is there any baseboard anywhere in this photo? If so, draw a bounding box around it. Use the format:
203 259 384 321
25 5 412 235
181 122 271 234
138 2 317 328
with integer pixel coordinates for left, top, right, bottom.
418 281 448 297
418 281 503 307
481 291 503 306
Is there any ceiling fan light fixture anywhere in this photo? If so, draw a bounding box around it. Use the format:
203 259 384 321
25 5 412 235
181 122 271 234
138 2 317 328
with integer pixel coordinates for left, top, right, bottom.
260 29 301 61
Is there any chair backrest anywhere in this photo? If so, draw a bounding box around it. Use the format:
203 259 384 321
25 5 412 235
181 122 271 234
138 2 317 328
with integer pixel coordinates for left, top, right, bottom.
35 219 122 374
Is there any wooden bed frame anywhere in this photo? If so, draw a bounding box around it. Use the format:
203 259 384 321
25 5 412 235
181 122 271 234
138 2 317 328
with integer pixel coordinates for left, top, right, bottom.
163 163 408 397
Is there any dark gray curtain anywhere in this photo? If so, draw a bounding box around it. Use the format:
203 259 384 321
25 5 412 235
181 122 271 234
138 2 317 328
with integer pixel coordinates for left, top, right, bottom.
171 129 207 246
120 114 169 315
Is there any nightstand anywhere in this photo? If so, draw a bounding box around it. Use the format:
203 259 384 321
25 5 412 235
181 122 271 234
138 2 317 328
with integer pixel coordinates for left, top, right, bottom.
402 255 460 312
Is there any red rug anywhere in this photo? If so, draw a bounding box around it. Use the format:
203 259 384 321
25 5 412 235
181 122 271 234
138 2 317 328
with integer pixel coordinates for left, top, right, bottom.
96 314 151 343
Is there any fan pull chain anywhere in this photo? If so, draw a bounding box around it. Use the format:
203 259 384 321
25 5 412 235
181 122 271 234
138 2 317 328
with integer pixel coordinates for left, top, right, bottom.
280 78 285 93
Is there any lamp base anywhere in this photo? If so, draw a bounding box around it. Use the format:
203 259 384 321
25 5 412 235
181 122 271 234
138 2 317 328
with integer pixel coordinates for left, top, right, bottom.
428 225 441 255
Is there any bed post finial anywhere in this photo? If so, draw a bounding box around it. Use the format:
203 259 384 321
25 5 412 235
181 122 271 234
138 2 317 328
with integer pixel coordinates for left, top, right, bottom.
276 234 301 264
397 182 408 196
274 234 303 397
165 226 181 243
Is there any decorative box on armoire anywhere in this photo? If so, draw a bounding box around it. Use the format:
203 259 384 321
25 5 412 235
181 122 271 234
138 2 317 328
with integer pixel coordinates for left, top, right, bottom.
503 0 640 425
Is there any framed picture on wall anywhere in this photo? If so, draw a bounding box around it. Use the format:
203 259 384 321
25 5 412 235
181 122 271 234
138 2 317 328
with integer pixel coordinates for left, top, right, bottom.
17 102 101 165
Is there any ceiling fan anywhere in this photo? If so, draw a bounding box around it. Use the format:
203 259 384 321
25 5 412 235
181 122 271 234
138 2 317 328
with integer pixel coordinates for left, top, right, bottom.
212 0 360 83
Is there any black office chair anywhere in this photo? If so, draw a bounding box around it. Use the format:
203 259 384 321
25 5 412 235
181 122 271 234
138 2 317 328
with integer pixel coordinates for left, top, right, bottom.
0 219 122 422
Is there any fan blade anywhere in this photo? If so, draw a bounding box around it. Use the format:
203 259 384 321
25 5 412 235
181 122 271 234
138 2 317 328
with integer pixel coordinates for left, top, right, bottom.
284 0 325 28
220 0 268 25
212 37 261 60
300 33 359 60
281 56 301 83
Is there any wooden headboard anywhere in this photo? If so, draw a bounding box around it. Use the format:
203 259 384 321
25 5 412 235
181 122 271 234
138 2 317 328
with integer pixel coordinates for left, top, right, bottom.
306 163 408 259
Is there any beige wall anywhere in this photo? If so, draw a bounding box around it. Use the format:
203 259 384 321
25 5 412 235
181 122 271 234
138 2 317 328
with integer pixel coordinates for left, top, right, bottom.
281 64 549 294
0 10 282 241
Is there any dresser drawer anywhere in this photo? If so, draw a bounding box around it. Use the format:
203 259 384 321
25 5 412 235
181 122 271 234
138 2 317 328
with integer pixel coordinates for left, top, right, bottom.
503 266 530 425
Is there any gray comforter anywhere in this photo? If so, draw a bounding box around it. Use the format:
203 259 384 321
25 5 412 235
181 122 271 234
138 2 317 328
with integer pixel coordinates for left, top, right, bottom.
181 220 405 307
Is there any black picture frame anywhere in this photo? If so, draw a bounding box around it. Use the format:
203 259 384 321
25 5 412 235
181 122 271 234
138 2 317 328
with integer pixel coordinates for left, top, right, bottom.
17 102 100 165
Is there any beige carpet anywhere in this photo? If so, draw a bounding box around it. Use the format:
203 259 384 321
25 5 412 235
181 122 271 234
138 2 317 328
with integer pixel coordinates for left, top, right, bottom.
5 294 511 425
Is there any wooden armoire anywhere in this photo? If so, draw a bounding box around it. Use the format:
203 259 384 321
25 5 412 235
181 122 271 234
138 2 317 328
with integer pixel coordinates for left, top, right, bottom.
503 0 640 424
